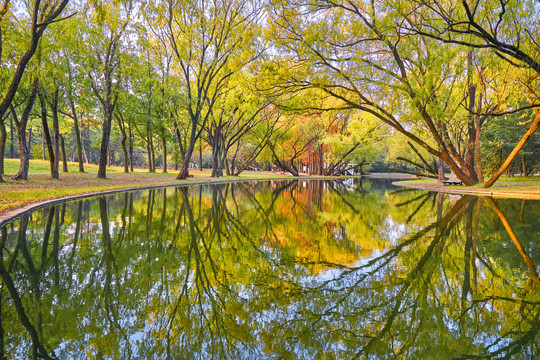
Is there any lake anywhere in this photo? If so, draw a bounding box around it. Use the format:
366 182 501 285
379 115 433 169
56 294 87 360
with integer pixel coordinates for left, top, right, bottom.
0 178 538 359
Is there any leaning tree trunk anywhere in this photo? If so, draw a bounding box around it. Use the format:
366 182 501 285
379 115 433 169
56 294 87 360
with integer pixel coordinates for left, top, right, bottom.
176 124 198 180
484 108 540 188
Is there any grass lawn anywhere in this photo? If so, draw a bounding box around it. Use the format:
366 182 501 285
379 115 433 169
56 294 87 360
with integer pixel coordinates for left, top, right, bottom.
3 158 133 174
397 176 540 197
0 159 299 215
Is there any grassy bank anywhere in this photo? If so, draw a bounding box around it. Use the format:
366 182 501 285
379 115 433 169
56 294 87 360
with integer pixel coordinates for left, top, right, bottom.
0 159 296 215
396 177 540 199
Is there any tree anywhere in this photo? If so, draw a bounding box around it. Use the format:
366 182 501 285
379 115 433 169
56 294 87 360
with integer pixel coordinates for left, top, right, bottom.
267 0 488 185
408 0 540 187
149 0 263 179
84 0 133 178
0 0 71 181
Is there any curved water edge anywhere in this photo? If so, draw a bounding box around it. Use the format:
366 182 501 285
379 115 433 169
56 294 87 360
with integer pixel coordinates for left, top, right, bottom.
0 175 359 228
393 180 540 200
1 178 538 359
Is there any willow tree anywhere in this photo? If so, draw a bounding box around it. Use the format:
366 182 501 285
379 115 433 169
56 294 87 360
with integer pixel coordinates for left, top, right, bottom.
148 0 263 179
267 0 486 185
408 0 540 187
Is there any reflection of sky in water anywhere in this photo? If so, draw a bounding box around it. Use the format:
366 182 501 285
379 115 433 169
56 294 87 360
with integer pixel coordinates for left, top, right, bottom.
379 215 414 245
1 179 539 359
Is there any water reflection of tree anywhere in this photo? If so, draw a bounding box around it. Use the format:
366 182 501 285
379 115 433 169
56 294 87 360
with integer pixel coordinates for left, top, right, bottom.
0 214 56 359
0 181 539 359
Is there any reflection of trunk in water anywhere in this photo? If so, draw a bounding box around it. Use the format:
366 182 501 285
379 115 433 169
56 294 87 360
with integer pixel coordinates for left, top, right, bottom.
327 180 362 215
98 196 132 357
68 201 83 285
351 196 476 358
0 217 55 359
485 197 540 287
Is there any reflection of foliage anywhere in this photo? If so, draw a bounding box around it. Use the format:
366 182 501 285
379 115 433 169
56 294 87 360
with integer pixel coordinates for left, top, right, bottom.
0 180 538 359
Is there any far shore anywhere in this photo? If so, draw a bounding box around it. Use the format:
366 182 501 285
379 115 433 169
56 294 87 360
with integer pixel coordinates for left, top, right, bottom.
3 161 540 227
0 159 363 225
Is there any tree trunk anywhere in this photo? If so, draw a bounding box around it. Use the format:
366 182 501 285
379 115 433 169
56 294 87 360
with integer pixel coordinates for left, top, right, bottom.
120 136 128 173
437 158 445 181
41 130 45 160
463 51 478 182
199 136 203 171
27 127 32 157
98 109 113 179
211 148 220 177
225 158 230 175
128 116 133 172
12 80 39 180
318 146 323 175
219 152 226 177
115 113 129 173
176 124 198 180
475 113 483 183
162 135 167 173
38 93 57 179
60 134 68 173
51 89 60 177
146 120 154 172
177 146 193 179
69 96 84 172
9 113 15 158
0 119 6 175
150 136 156 172
173 119 185 162
522 154 528 177
484 109 540 188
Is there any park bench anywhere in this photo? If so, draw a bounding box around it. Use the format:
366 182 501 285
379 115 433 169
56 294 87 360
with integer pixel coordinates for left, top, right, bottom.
442 178 463 186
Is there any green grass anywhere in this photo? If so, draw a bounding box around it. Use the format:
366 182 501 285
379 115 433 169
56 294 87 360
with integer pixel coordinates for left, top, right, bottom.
0 160 321 215
2 158 128 174
396 176 540 198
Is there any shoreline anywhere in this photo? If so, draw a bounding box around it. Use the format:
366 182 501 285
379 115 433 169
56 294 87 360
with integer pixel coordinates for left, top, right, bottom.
6 172 539 227
393 180 540 200
0 174 358 227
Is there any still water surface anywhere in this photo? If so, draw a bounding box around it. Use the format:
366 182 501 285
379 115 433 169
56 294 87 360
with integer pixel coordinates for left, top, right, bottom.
0 179 538 359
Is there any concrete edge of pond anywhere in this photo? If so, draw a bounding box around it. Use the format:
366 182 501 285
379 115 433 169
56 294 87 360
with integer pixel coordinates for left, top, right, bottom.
0 175 360 228
393 181 540 200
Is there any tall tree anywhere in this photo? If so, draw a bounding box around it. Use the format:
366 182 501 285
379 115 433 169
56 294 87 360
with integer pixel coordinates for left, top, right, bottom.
0 0 71 181
150 0 263 179
267 0 485 184
409 0 540 187
85 0 132 178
